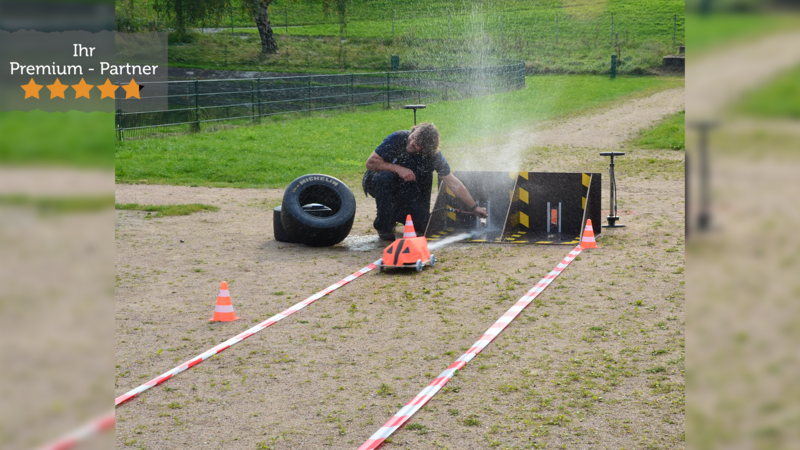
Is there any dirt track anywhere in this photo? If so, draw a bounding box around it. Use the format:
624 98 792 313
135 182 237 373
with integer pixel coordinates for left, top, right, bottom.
115 86 685 449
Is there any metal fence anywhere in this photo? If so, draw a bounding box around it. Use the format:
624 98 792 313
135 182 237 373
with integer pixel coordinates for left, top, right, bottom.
114 61 525 139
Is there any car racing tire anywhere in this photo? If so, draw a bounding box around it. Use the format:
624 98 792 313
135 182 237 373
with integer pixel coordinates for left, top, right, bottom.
273 206 299 243
429 254 436 267
416 259 423 272
273 204 334 243
280 174 356 247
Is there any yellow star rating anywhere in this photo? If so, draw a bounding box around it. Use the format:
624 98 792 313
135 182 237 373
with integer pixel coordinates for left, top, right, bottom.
97 78 119 99
71 78 94 99
46 78 69 99
21 78 142 100
122 78 141 99
21 78 43 99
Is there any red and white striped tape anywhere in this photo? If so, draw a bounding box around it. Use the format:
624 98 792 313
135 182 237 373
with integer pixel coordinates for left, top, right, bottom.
358 246 584 450
115 259 381 406
36 410 115 450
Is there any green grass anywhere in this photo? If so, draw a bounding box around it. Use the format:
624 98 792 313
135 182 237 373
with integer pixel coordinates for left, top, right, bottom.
119 0 683 30
0 111 114 168
632 110 685 150
116 75 682 188
129 0 684 74
736 65 800 119
687 13 800 54
114 203 220 218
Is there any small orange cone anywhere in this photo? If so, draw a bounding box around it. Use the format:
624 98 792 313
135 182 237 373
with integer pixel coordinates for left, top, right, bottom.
209 281 239 322
403 215 417 238
580 219 598 249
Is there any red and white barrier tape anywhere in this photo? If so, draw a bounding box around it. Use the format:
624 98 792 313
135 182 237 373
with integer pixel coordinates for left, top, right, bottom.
358 246 584 450
36 411 115 450
115 260 381 406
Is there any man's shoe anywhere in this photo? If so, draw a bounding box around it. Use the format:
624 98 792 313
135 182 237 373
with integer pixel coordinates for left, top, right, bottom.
378 231 396 241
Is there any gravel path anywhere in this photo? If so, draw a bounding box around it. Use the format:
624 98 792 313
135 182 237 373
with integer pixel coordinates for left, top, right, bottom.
532 87 685 149
687 30 800 118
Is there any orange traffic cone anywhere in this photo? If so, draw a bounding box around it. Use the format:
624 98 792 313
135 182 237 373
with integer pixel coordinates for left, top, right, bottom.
403 215 416 238
580 219 598 249
209 281 239 322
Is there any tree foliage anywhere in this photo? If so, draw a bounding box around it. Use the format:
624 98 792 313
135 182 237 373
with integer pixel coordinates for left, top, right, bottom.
154 0 230 38
322 0 349 38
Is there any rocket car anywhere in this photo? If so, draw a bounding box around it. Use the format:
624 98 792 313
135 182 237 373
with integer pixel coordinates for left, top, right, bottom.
378 215 436 272
379 235 436 272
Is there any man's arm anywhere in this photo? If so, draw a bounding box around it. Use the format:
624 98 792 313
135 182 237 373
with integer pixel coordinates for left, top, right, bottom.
366 152 416 182
441 173 488 218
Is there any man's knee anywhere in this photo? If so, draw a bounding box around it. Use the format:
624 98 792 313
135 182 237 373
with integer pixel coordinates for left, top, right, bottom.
371 171 401 198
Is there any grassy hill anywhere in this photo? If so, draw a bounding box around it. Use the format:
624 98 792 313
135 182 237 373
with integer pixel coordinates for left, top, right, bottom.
119 0 685 75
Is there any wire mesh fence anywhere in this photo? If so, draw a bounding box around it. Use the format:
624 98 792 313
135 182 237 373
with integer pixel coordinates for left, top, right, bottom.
115 60 525 140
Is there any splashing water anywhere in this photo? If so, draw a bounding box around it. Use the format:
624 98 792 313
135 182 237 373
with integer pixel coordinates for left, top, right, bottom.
428 232 473 251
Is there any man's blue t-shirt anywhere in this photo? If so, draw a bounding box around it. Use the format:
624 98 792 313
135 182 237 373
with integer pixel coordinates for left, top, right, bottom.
375 130 451 198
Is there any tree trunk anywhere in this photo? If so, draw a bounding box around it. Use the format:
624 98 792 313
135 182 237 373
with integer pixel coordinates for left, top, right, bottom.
255 0 279 54
175 0 185 36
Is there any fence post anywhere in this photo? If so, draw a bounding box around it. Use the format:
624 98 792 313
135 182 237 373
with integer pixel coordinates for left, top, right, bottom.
193 79 200 132
307 76 312 114
256 78 261 118
611 13 614 47
501 11 504 45
556 13 559 45
251 80 255 122
673 14 677 47
115 107 122 141
386 72 390 108
610 54 617 79
350 73 354 107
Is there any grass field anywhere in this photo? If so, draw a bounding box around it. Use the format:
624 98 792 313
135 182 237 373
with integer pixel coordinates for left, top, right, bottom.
0 111 114 168
686 13 800 54
118 0 683 30
123 0 684 74
116 75 683 188
632 110 685 150
736 65 800 119
115 203 220 218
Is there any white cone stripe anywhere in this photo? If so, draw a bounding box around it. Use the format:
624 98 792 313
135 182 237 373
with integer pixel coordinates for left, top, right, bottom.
583 236 596 242
214 305 235 313
218 290 230 297
360 246 584 449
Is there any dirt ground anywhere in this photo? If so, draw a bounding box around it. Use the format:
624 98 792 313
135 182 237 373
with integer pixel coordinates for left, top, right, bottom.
115 87 685 449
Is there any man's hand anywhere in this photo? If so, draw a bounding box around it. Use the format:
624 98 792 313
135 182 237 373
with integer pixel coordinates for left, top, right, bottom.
396 167 416 182
474 206 488 218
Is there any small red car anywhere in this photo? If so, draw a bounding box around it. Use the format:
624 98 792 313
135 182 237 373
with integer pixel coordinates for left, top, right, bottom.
379 236 436 272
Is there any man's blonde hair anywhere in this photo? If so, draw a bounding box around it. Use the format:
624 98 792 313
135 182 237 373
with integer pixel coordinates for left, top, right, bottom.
411 122 440 157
